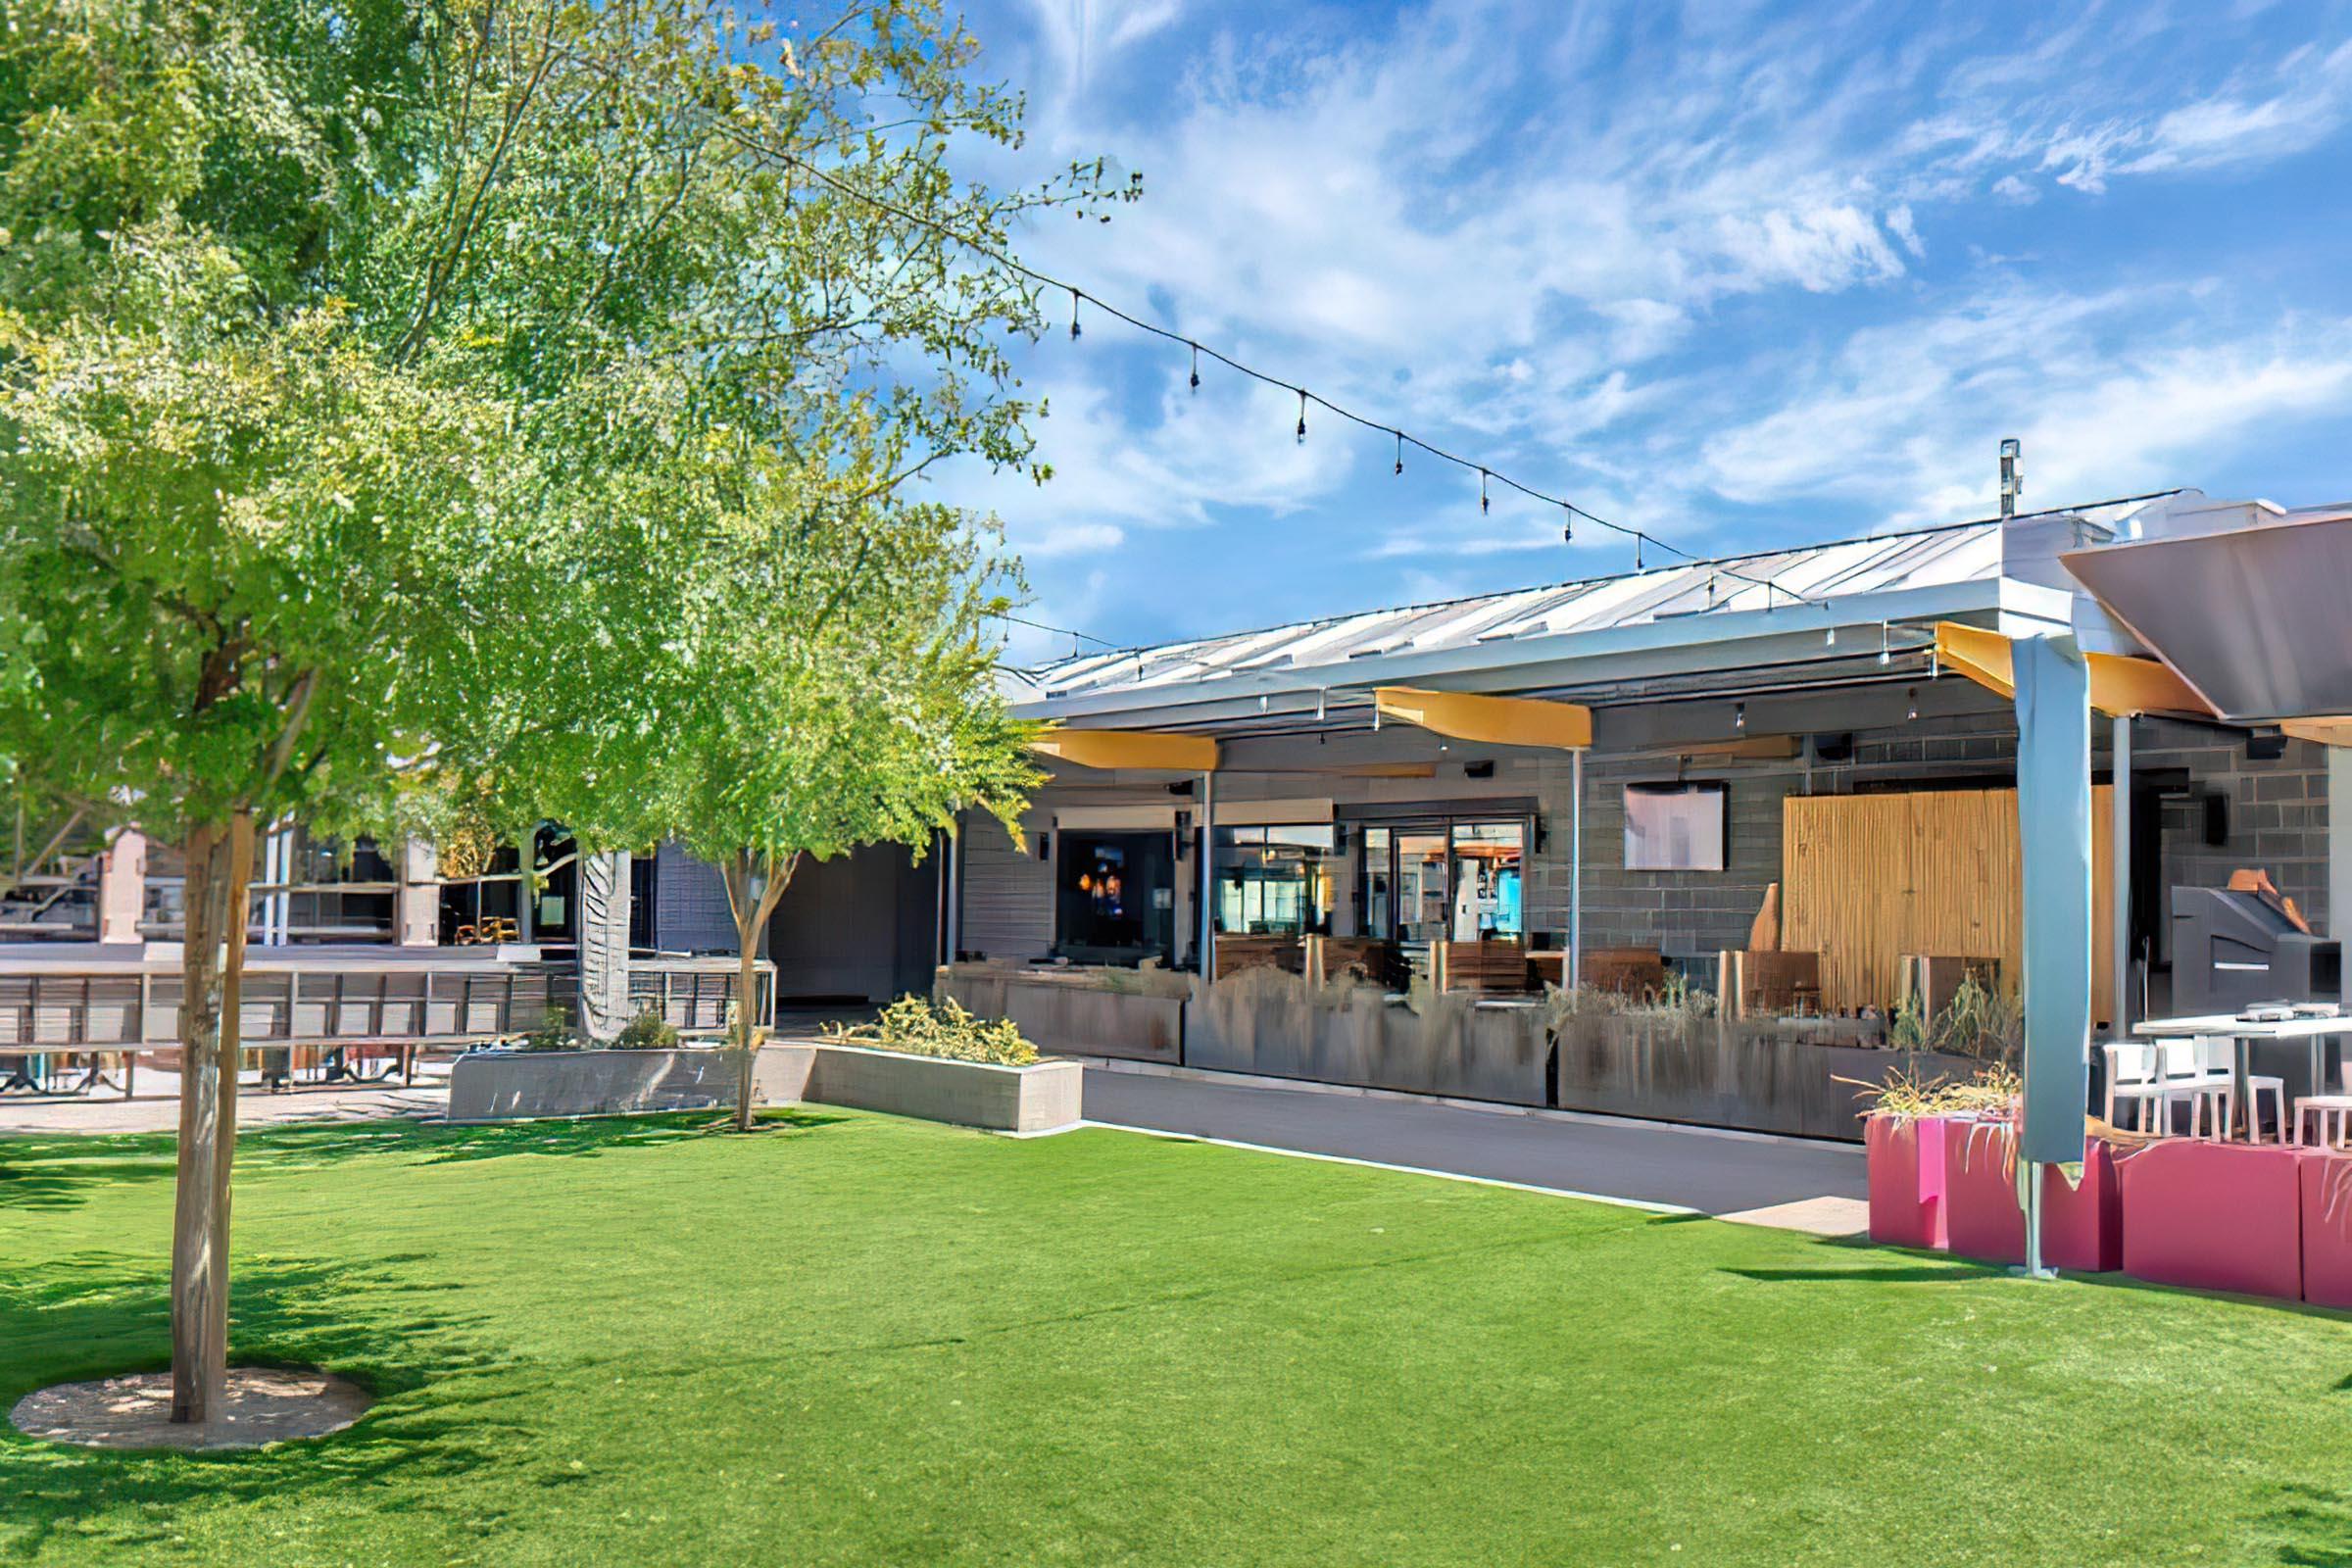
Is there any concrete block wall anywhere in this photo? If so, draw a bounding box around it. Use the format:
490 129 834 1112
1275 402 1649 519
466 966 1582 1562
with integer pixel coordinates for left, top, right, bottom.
2135 720 2330 944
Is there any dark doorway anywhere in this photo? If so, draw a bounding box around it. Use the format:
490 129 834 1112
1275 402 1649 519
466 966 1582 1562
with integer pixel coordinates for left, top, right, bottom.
765 843 941 1004
1055 830 1175 965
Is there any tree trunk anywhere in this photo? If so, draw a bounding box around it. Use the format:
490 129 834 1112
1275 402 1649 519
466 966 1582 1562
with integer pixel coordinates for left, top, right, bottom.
721 851 795 1133
170 810 255 1424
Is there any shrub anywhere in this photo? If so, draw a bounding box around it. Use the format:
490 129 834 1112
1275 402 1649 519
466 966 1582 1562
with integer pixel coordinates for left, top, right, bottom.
825 995 1038 1066
613 1008 681 1051
520 1005 575 1053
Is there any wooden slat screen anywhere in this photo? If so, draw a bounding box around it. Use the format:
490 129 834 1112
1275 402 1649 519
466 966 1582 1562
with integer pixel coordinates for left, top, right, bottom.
1782 787 2112 1017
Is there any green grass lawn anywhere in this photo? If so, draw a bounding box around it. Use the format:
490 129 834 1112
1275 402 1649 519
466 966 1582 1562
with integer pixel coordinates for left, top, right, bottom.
4 1110 2352 1566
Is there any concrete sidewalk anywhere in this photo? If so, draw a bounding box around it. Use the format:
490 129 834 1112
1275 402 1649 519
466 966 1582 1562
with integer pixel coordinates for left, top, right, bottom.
1079 1061 1869 1235
0 1061 451 1136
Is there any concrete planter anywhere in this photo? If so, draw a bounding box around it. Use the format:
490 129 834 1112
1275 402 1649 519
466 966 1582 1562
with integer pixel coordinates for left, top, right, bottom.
447 1047 740 1122
1553 1012 1979 1141
935 966 1184 1065
1184 973 1549 1107
782 1041 1081 1134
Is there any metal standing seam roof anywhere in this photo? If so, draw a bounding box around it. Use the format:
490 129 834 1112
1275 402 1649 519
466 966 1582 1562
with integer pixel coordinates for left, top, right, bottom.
1026 517 2018 703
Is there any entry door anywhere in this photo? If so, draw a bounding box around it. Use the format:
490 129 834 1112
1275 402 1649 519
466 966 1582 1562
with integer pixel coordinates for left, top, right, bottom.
765 844 939 1004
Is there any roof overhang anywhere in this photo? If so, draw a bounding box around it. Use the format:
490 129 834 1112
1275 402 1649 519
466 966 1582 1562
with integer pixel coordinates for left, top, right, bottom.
1014 576 2069 732
1931 622 2215 719
1373 687 1592 750
2061 514 2352 723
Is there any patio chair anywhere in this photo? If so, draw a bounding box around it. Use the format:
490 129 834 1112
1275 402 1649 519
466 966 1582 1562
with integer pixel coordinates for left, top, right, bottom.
2197 1035 2286 1143
2164 1038 2236 1139
2294 1062 2352 1149
2102 1042 2182 1134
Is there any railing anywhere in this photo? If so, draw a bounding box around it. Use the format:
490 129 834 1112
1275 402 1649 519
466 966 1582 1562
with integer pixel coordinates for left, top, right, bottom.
0 954 771 1051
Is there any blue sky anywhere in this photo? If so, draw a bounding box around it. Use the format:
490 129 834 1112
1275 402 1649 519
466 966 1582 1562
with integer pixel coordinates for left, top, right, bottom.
922 1 2352 663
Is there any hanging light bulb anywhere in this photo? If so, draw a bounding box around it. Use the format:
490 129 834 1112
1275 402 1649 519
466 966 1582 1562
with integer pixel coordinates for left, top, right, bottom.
1907 686 1920 721
1068 287 1082 339
1479 469 1490 514
1296 390 1307 444
1635 534 1645 571
1735 702 1746 730
1561 505 1574 543
1878 620 1891 666
1825 624 1837 648
1395 431 1404 476
1189 342 1200 391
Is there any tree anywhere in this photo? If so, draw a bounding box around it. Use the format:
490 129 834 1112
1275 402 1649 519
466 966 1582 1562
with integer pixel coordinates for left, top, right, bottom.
1 0 1122 1419
648 464 1039 1131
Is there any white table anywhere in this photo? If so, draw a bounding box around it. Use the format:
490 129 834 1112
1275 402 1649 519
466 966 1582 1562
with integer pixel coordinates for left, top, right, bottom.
2134 1012 2352 1136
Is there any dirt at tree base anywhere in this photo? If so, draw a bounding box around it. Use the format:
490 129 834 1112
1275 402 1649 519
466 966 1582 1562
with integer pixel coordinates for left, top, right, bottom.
10 1366 371 1449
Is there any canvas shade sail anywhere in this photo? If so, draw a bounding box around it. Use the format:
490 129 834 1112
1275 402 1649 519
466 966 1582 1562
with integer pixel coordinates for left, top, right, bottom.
1933 622 2213 718
1030 727 1219 772
2061 514 2352 723
1373 687 1592 749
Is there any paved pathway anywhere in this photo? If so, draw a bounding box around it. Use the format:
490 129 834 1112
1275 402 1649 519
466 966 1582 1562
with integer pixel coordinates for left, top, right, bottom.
0 1062 450 1137
1080 1062 1868 1235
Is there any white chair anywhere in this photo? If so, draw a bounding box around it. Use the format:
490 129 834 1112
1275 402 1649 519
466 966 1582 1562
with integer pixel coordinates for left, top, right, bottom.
2199 1035 2287 1144
2294 1062 2352 1149
2103 1042 2184 1134
2160 1038 2234 1139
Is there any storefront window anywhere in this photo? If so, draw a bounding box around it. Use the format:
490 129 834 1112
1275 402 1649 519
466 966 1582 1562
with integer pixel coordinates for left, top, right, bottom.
1449 821 1524 940
1356 814 1532 945
1213 825 1337 936
1056 831 1175 959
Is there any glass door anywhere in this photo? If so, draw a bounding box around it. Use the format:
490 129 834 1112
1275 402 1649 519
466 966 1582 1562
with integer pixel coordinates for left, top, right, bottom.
1395 830 1450 944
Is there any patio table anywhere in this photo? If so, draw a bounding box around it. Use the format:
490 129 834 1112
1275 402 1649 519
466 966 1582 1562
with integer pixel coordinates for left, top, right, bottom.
2133 1012 2352 1138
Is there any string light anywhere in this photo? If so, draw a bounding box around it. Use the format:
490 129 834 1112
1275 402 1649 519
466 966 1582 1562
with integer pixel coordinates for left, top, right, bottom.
1907 686 1920 721
1734 702 1745 730
1395 431 1404 476
1189 342 1200 390
1878 620 1891 666
1296 390 1307 443
1635 534 1645 571
1561 505 1573 543
1825 625 1836 647
595 74 1826 610
1479 469 1490 515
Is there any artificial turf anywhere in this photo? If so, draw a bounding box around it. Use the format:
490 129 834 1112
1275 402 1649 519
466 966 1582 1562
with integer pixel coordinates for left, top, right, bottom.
2 1108 2350 1566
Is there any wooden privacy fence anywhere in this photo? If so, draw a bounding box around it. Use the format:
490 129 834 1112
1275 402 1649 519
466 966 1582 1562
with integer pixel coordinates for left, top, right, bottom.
1782 786 2112 1017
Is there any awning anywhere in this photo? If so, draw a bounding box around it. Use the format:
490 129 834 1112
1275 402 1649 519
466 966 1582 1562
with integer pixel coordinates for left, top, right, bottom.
1029 727 1219 772
1933 623 2213 718
1373 686 1592 749
2061 514 2352 722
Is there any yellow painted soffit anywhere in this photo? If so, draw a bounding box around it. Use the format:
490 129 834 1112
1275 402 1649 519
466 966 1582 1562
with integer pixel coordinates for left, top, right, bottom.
1931 622 2215 719
2281 716 2352 749
1029 727 1219 772
1373 686 1593 750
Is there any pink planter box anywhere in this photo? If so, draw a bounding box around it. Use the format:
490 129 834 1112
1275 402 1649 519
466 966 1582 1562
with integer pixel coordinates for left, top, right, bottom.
2118 1140 2303 1301
1937 1127 2122 1272
1941 1120 2024 1264
1866 1115 1950 1250
2041 1142 2124 1274
2298 1152 2352 1310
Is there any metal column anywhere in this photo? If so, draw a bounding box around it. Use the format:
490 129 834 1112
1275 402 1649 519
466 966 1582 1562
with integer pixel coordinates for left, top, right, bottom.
1199 770 1216 980
1570 748 1585 988
946 813 962 962
2112 714 2132 1033
934 827 950 969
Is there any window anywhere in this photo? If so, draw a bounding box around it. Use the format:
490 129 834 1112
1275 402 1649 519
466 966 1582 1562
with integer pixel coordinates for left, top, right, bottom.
1055 831 1175 958
1212 824 1337 937
1356 813 1533 945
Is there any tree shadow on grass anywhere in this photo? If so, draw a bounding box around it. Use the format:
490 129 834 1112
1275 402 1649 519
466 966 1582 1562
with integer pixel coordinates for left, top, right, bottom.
2257 1482 2352 1566
0 1107 854 1213
0 1249 524 1563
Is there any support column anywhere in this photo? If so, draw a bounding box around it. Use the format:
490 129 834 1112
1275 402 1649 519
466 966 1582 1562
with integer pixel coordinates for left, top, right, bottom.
97 828 147 948
396 838 438 948
1569 749 1585 989
1199 770 1216 982
574 850 631 1040
2112 714 2132 1033
934 827 950 971
2331 749 2352 1002
945 811 962 962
